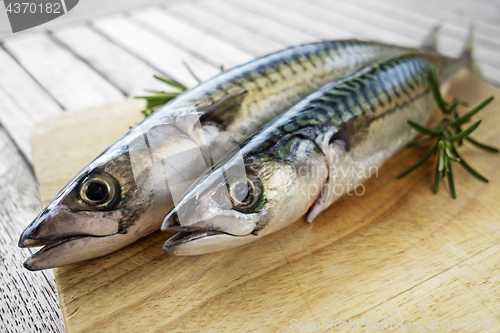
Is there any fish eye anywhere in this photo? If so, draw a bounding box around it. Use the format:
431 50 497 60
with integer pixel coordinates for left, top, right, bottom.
230 181 250 203
78 173 120 209
84 180 108 202
229 172 263 213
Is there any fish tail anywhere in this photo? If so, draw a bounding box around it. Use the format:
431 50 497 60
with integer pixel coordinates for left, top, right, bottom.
462 22 481 75
421 23 441 51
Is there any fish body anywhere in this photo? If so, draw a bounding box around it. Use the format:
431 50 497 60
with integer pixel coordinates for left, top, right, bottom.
19 39 420 270
162 52 466 255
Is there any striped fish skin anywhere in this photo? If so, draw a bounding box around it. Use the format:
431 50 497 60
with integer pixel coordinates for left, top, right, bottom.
162 52 464 256
158 40 417 154
19 40 418 270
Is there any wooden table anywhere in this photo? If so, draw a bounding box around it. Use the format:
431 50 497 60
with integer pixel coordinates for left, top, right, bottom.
1 0 500 332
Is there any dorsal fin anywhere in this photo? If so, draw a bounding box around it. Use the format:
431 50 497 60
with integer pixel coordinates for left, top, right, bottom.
421 24 441 51
462 22 481 75
199 89 248 126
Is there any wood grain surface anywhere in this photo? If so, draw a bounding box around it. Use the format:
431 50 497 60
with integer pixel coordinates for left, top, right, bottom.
3 34 125 110
29 69 500 332
0 47 63 161
2 0 500 331
0 127 64 333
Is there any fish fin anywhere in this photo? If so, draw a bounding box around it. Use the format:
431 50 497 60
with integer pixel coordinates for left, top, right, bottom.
421 23 441 51
198 89 248 126
305 129 347 223
307 184 329 223
462 22 481 76
305 144 343 223
306 119 370 223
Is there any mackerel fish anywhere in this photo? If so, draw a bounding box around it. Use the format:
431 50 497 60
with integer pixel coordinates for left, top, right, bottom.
161 45 471 255
19 34 437 270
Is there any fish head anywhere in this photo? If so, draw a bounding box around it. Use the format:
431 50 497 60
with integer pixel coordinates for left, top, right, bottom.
18 143 166 270
162 137 327 255
19 106 211 270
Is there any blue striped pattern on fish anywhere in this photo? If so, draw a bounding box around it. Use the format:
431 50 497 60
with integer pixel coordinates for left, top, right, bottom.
161 51 466 256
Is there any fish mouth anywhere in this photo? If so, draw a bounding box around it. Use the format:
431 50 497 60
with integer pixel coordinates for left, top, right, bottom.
161 211 259 256
19 233 93 248
20 233 116 271
162 212 240 248
163 217 260 256
163 230 241 256
164 230 227 246
163 228 262 256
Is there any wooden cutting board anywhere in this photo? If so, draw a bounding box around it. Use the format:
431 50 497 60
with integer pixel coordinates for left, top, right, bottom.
32 69 500 333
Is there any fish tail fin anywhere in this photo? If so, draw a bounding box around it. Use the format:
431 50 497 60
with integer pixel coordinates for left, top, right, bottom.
421 23 441 51
462 22 481 75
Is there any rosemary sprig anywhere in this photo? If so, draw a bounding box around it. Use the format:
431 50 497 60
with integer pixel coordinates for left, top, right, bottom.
135 75 189 118
397 65 498 198
135 64 226 118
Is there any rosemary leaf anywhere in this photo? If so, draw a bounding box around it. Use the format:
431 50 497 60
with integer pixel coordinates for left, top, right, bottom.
153 75 188 91
396 144 437 178
449 120 481 142
182 61 202 84
135 93 180 100
143 90 178 95
445 146 460 162
446 158 456 199
452 96 494 126
433 161 440 194
434 119 445 132
452 147 489 183
408 120 441 136
429 65 448 113
447 100 460 114
438 141 445 172
466 137 500 153
408 136 434 146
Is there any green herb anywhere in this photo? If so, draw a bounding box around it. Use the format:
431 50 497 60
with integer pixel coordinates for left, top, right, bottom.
134 75 188 118
397 65 498 198
135 63 226 118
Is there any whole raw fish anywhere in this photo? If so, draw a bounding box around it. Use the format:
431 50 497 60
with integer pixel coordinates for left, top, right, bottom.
161 40 472 255
19 33 437 270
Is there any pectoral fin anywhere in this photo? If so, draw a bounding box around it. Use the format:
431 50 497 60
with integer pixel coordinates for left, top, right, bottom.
199 88 248 126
